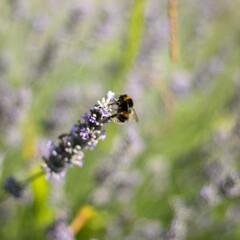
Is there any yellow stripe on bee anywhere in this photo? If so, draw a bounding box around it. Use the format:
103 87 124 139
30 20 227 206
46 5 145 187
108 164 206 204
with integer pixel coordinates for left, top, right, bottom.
124 95 132 101
121 111 130 117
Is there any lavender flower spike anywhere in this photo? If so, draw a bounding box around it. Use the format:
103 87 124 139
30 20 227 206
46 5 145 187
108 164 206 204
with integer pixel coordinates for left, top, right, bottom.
42 91 116 179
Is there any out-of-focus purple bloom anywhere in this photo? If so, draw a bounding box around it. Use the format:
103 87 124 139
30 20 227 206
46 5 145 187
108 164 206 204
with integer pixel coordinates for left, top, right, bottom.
65 4 84 34
3 176 24 198
32 14 49 32
42 91 116 179
46 218 75 240
164 198 192 240
91 127 143 207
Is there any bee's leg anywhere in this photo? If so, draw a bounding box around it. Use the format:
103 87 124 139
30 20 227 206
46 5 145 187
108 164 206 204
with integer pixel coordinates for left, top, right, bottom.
108 102 119 113
110 113 118 119
109 101 118 105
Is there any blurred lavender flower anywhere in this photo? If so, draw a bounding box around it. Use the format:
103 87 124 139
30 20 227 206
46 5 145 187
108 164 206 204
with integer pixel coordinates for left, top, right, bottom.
201 170 240 205
200 184 220 206
0 82 30 148
170 71 191 98
164 198 192 240
8 0 25 18
34 41 58 79
91 127 143 207
46 218 75 240
32 14 49 32
65 4 84 34
126 219 162 240
42 91 116 179
218 171 240 197
3 176 24 198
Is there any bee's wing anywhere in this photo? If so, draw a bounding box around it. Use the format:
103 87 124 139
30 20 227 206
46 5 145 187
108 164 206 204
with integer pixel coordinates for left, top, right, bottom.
130 108 139 123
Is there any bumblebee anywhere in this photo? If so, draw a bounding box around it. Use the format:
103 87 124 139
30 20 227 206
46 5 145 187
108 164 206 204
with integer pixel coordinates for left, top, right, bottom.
111 94 138 124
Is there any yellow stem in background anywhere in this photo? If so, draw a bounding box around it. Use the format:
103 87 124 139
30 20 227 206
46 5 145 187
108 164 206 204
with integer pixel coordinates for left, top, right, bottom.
168 0 179 62
22 117 37 161
69 205 95 235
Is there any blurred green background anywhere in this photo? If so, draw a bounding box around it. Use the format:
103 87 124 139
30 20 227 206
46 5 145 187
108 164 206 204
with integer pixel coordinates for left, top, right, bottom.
1 0 240 239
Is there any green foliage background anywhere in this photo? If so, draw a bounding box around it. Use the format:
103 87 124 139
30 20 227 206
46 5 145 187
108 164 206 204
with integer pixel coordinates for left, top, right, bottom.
0 0 240 239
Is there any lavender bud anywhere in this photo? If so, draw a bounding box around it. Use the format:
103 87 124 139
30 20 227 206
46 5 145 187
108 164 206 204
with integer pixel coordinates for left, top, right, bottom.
42 91 116 179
